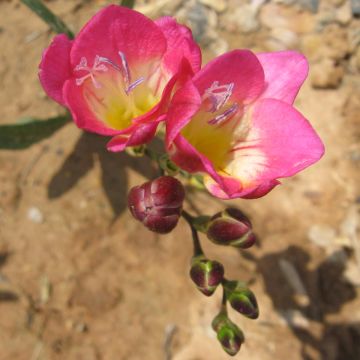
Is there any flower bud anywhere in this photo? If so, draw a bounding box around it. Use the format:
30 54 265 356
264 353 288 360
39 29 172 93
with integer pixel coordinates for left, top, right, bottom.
212 313 244 356
224 280 259 319
128 176 185 234
206 208 255 248
190 256 224 296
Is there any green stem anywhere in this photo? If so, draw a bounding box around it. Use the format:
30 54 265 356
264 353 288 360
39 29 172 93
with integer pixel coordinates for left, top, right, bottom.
219 283 228 315
182 210 203 257
144 147 164 177
121 0 135 8
21 0 74 38
144 147 159 162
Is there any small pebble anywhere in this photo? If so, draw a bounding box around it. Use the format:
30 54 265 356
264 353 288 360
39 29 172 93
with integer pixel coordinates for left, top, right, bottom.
352 0 360 16
27 207 44 224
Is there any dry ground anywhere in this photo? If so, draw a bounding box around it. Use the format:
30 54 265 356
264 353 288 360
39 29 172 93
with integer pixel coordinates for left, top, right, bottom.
0 1 360 359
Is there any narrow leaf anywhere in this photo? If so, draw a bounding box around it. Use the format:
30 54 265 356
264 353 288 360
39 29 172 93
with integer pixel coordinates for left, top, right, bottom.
20 0 74 39
0 115 70 150
121 0 135 9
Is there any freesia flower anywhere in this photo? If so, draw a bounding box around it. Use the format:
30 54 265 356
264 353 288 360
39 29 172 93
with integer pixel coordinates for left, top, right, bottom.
166 50 324 199
39 5 201 151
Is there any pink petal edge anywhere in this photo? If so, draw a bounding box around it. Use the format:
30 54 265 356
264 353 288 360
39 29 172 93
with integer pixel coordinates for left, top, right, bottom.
257 51 309 104
155 16 202 74
39 34 73 106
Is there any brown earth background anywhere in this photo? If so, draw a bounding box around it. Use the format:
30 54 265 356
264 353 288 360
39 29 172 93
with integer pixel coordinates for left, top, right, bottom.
1 0 360 359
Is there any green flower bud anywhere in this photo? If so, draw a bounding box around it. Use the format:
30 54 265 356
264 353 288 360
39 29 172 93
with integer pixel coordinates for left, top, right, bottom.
224 280 259 319
190 256 224 296
206 208 255 249
212 313 244 356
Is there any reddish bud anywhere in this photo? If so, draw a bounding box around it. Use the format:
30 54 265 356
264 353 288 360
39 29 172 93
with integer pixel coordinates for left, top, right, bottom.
128 176 185 234
190 256 224 296
206 208 255 248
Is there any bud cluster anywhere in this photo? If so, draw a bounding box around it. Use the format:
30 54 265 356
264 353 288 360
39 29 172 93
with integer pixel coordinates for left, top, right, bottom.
128 176 185 234
127 175 259 356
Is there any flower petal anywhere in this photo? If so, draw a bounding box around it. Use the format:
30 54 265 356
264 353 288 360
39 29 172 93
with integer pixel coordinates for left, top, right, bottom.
256 51 309 104
63 79 120 136
107 121 160 152
155 16 201 74
193 50 265 104
39 34 72 106
239 180 280 199
166 79 202 147
226 98 325 187
70 5 167 69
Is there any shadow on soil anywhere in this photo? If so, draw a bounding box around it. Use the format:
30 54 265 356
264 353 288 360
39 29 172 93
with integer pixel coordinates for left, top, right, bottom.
247 245 359 360
0 251 19 303
48 132 159 220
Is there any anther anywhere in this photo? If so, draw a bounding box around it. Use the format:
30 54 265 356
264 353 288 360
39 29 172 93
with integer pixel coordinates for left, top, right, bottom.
126 77 145 94
203 81 234 112
74 55 108 88
118 51 131 87
208 103 239 126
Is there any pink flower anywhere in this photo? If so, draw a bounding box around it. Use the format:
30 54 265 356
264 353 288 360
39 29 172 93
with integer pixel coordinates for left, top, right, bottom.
39 5 201 151
166 50 325 199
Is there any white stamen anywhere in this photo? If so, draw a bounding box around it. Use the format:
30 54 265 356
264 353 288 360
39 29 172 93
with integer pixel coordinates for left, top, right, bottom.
126 77 145 94
119 51 131 87
208 103 239 126
74 55 108 88
203 81 234 112
74 52 145 94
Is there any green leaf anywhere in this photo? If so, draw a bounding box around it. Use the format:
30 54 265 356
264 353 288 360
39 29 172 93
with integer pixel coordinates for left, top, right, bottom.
20 0 74 39
121 0 135 9
0 115 70 150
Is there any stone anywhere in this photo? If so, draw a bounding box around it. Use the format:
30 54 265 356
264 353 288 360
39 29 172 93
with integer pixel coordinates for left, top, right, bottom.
273 0 296 4
310 59 344 89
208 37 229 56
335 1 352 25
199 0 227 13
225 5 260 33
260 3 315 33
136 0 182 17
266 27 299 51
301 33 323 62
352 0 360 16
27 206 44 224
299 0 319 13
324 25 350 60
329 0 346 6
310 24 350 61
274 0 319 12
308 224 337 248
260 3 289 29
176 1 218 44
355 46 360 71
280 310 310 329
349 28 360 52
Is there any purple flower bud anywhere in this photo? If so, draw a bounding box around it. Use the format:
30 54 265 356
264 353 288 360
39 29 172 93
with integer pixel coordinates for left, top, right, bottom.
212 313 244 356
128 176 185 234
206 208 256 248
190 256 224 296
224 280 259 319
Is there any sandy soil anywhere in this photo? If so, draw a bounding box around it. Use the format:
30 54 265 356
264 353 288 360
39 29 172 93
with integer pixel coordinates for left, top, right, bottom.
0 0 360 359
